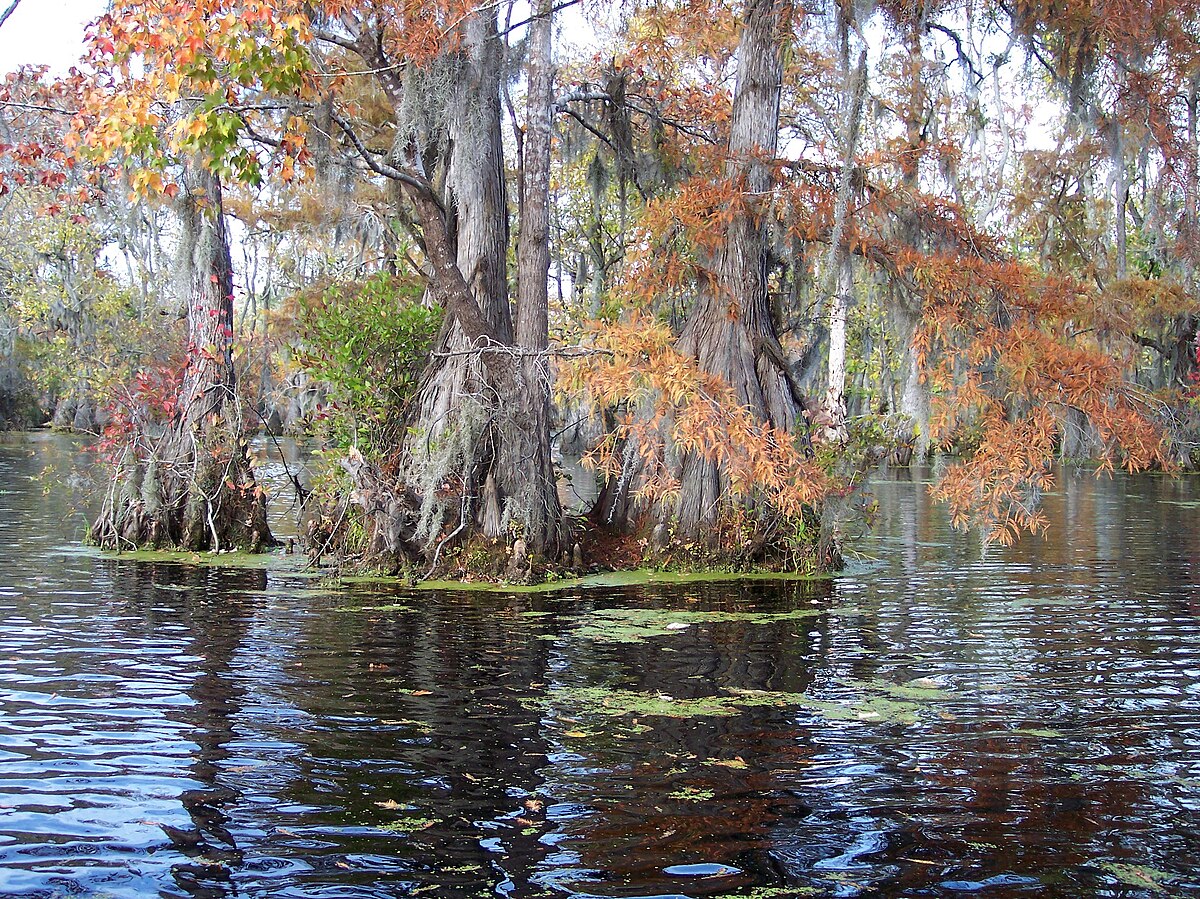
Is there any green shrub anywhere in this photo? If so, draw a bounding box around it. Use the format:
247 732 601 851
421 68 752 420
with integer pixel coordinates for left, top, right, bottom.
295 273 441 450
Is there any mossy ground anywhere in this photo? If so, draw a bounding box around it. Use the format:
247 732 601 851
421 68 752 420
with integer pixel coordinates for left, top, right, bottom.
84 544 308 573
416 566 829 594
88 530 830 592
91 539 829 594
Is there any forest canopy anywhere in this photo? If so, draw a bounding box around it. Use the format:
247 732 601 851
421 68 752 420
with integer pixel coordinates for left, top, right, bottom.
0 0 1196 577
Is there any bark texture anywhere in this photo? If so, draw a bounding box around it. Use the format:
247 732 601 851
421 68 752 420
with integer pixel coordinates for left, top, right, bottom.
892 23 933 459
822 42 868 444
503 0 564 554
672 0 805 535
0 309 22 429
335 10 565 569
410 9 514 453
92 167 271 552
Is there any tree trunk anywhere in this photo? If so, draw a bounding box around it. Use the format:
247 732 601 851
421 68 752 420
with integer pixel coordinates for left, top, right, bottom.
1185 71 1198 282
398 11 563 564
672 0 804 536
1178 76 1200 390
822 39 868 444
0 307 21 428
408 9 513 457
1112 126 1128 280
825 263 851 441
895 22 932 459
92 166 271 552
396 10 529 545
324 13 566 571
501 0 564 555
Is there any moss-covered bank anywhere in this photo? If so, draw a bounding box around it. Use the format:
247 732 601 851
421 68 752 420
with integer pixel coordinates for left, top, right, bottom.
87 542 830 594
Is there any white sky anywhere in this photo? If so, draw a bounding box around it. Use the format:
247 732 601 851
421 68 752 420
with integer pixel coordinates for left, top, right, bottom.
0 0 106 73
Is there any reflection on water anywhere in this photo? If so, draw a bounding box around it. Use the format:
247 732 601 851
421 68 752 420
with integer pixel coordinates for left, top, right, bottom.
1 434 1199 898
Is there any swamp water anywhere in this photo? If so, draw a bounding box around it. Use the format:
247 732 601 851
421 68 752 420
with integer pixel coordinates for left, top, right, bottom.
0 433 1198 898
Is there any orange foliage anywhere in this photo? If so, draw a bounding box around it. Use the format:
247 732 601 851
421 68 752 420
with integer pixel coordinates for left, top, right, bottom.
905 248 1176 543
613 173 756 310
777 138 1179 544
1006 0 1200 199
75 0 477 186
563 315 830 522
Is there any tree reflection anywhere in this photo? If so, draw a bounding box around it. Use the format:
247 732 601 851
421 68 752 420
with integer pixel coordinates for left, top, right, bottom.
105 559 266 897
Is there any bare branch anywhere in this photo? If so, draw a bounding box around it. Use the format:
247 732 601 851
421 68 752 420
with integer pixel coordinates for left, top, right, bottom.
431 345 615 359
554 90 612 109
928 22 984 84
559 106 617 151
312 28 365 56
624 97 718 144
495 0 582 38
328 109 440 201
0 0 21 31
0 99 75 116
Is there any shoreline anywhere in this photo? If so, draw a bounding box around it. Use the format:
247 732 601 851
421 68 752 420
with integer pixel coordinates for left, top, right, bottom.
77 544 831 593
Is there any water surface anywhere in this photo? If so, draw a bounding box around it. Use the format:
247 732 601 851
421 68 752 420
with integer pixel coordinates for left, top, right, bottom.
1 434 1198 897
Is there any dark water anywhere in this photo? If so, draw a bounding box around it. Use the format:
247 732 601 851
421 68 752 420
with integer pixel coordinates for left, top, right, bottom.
1 433 1199 898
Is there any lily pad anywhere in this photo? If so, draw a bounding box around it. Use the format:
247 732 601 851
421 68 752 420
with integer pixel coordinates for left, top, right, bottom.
666 787 717 802
556 687 747 718
378 815 441 835
332 602 415 614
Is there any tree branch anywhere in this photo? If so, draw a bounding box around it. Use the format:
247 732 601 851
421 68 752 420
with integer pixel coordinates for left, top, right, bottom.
328 109 441 203
559 105 617 151
0 99 75 116
1132 332 1169 356
554 89 612 109
432 345 614 359
496 0 583 38
312 28 366 56
624 97 718 144
0 0 21 31
928 22 984 84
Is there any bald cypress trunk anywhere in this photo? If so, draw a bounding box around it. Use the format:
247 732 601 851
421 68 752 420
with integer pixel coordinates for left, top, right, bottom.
337 10 564 572
0 305 21 429
501 0 564 555
92 166 271 552
408 8 513 452
672 0 804 536
404 4 562 559
822 34 868 444
895 22 932 459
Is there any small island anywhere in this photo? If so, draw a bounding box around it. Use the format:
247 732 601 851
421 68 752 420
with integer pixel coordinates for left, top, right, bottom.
0 1 1199 894
2 0 1194 587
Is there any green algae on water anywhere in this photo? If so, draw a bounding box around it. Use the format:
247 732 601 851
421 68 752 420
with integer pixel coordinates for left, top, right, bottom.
868 677 958 702
567 606 823 644
94 546 831 596
555 686 749 718
725 688 926 724
332 602 416 614
340 566 830 594
378 814 441 835
548 674 957 727
1099 862 1177 892
667 786 717 801
93 545 310 573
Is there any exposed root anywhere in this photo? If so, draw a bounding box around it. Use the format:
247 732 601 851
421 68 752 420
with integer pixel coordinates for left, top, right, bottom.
91 418 272 553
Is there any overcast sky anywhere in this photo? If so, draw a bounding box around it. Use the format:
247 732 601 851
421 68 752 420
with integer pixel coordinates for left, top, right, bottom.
0 0 106 73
